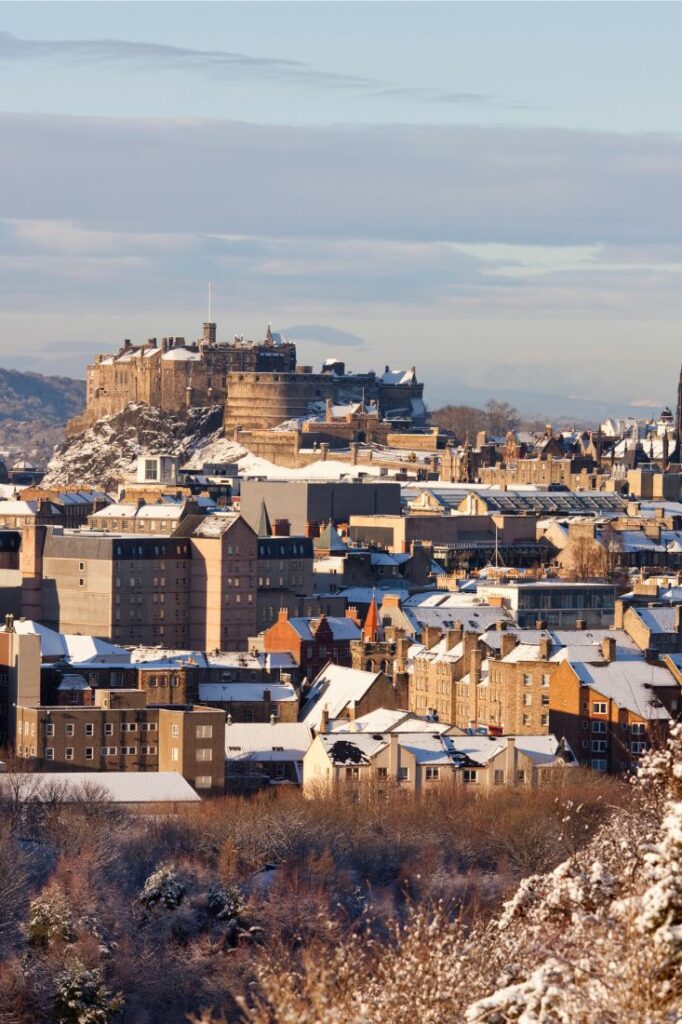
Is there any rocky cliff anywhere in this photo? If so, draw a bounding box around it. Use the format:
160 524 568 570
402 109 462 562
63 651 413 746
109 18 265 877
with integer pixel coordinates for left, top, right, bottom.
42 403 245 489
0 368 86 468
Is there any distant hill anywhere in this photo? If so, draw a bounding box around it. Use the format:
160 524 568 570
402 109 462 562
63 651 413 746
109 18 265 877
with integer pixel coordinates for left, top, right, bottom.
0 368 85 468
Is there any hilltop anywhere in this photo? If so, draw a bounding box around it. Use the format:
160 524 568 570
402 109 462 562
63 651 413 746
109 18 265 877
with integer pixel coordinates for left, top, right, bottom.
0 368 85 468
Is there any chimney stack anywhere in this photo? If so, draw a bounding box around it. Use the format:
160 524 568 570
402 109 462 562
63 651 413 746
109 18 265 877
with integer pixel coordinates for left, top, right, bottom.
600 636 616 663
539 635 552 660
500 632 518 658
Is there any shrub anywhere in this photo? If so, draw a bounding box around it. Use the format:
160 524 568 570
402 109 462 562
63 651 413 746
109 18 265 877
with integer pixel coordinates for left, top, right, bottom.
26 886 74 947
207 883 245 921
53 957 123 1024
138 863 186 910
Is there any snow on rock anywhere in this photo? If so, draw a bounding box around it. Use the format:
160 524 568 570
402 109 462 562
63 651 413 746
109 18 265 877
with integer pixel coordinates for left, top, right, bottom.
43 404 226 489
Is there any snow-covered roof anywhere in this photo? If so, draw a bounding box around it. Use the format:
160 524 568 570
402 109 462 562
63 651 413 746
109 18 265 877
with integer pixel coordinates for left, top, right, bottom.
301 664 382 727
0 772 201 803
161 348 202 362
193 513 241 538
225 722 312 761
631 606 679 634
286 616 361 642
198 682 298 703
567 659 673 719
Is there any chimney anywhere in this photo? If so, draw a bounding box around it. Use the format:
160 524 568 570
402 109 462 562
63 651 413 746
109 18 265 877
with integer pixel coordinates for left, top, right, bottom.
320 443 329 462
320 704 329 734
304 521 320 539
277 608 289 623
600 636 616 663
539 635 552 660
389 731 399 778
500 632 518 657
273 519 291 537
613 599 625 629
462 630 479 662
535 619 547 630
575 619 586 630
420 624 442 650
495 620 508 631
446 622 463 649
676 605 682 635
470 649 483 686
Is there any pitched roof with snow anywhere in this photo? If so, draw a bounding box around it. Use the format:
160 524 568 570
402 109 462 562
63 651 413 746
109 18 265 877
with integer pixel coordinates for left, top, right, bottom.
301 664 383 727
0 772 201 803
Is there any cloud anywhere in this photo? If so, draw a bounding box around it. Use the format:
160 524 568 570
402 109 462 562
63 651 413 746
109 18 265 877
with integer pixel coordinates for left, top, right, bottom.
281 325 366 348
2 114 682 250
0 31 502 107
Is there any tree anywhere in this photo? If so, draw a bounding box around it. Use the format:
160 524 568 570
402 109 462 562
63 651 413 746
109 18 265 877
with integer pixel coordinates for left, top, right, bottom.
484 399 521 436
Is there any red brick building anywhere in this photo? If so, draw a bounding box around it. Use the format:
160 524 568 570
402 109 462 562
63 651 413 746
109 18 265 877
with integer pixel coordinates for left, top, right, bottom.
262 610 361 680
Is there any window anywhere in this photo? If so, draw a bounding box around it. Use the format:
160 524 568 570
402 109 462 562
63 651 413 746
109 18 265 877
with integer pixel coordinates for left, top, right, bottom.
523 673 532 686
171 747 179 762
45 748 54 760
376 766 388 778
494 769 504 785
85 747 93 760
85 723 94 736
523 693 532 706
630 741 647 754
346 766 360 779
141 722 157 732
592 721 607 733
121 746 137 756
591 759 608 772
101 746 117 756
581 720 589 730
195 776 212 789
425 767 440 780
171 725 179 738
542 674 551 688
79 578 85 588
398 766 409 781
196 748 213 762
79 562 85 571
141 744 157 755
65 724 74 736
104 723 113 736
170 675 179 688
196 725 213 739
541 693 549 706
631 723 645 735
593 702 607 715
592 740 607 752
149 676 158 687
522 714 531 726
273 764 286 780
45 723 54 737
540 713 548 727
65 748 74 761
463 769 478 784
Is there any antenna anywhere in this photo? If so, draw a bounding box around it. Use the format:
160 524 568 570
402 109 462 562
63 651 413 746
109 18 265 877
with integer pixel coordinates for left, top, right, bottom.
208 283 213 323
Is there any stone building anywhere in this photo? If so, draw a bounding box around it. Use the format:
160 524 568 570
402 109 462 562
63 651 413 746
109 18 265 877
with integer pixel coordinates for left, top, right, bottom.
68 325 297 435
16 687 226 793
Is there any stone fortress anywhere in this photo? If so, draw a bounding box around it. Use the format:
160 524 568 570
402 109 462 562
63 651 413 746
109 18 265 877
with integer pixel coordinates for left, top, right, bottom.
66 323 427 458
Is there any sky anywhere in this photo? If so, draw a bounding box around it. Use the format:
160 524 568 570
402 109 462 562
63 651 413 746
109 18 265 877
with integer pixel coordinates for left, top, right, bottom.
1 1 682 412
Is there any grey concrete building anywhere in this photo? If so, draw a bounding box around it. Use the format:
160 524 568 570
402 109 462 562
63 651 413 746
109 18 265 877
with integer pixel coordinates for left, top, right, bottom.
240 480 401 535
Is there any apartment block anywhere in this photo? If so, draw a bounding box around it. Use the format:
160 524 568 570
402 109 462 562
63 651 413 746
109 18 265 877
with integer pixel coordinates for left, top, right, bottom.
16 688 225 793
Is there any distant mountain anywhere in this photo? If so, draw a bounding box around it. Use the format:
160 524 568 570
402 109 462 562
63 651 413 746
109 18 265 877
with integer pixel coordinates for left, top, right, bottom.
0 368 86 468
425 379 663 424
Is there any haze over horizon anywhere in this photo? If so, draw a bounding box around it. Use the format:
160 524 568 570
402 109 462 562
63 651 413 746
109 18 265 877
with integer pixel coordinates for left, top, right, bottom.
1 1 682 411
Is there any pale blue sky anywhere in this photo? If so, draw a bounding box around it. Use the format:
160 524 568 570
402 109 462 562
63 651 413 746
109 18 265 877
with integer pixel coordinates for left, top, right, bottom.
0 1 681 412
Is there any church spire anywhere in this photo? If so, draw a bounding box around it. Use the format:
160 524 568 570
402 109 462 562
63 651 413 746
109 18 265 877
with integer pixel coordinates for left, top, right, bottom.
362 593 382 643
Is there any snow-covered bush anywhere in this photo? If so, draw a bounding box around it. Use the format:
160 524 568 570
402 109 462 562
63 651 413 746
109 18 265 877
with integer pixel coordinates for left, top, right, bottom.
138 863 186 910
53 957 123 1024
207 882 245 921
26 886 75 947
